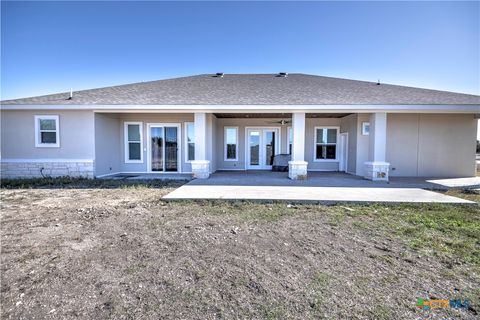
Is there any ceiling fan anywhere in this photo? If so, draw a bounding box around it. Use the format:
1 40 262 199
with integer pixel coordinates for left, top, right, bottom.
267 119 291 125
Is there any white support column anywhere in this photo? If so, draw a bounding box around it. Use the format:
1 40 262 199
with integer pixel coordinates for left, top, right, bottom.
364 112 390 181
191 112 210 179
289 112 308 179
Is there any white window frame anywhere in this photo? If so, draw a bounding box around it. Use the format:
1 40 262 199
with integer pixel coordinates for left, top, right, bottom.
362 122 370 135
313 126 339 162
184 122 195 163
124 122 143 163
224 126 239 161
287 126 293 155
35 115 60 148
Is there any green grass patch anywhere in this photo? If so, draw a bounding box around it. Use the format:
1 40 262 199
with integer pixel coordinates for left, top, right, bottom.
344 202 480 266
261 301 288 320
308 271 331 317
0 177 187 189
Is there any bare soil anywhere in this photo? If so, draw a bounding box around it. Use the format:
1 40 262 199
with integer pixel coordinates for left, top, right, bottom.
1 184 479 319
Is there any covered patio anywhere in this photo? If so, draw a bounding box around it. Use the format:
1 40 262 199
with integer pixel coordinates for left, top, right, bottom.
188 171 449 188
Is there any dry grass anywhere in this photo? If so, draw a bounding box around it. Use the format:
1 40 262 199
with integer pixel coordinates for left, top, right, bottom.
1 179 478 319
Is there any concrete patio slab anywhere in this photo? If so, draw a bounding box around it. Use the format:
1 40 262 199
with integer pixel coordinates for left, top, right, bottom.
426 177 480 188
163 171 477 204
163 185 474 204
186 171 466 190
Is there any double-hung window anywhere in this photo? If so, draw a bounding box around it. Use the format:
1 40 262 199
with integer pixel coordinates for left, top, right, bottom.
124 122 143 163
314 127 338 160
35 115 60 147
224 127 238 161
185 122 195 162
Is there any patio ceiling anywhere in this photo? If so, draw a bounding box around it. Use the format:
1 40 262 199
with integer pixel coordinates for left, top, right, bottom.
213 113 352 118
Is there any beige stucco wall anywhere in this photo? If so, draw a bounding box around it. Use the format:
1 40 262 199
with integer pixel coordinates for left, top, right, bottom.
339 114 358 174
209 115 218 172
355 114 371 176
215 117 342 171
215 118 287 170
2 110 476 178
113 113 194 173
94 113 121 176
1 110 95 159
305 118 341 171
385 114 476 177
386 114 420 176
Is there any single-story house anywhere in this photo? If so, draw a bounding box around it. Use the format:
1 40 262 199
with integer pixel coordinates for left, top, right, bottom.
1 73 479 181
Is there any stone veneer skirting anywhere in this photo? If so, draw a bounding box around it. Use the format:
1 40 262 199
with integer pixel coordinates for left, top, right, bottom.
1 160 94 179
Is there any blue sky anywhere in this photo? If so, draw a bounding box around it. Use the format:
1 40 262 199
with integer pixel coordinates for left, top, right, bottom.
1 1 479 100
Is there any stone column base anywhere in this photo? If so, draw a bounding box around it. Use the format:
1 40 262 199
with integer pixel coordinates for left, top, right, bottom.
364 161 390 181
191 160 210 179
288 161 308 180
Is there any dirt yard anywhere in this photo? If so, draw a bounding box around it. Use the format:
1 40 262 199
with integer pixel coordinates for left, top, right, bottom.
1 180 479 319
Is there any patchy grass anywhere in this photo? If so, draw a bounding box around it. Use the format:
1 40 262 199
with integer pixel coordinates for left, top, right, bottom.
308 271 331 317
1 184 479 319
445 188 480 203
173 192 480 267
332 201 480 266
0 176 188 189
173 200 304 223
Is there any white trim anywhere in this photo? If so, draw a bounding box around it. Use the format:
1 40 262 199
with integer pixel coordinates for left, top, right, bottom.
291 113 306 162
313 126 340 162
1 158 93 163
124 122 144 163
286 126 293 155
245 126 281 170
3 104 478 113
34 115 60 148
184 122 195 163
339 132 349 172
224 126 239 161
146 123 182 173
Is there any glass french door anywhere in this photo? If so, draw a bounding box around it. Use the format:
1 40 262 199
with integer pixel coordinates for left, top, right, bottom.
149 125 179 172
247 128 279 169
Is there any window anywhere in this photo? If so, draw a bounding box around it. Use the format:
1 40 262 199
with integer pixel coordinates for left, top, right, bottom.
35 115 59 147
287 127 293 155
185 122 195 162
314 127 338 161
124 122 143 163
224 127 238 161
362 122 370 135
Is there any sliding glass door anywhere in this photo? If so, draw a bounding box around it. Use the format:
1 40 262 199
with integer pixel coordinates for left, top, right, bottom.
151 127 164 171
149 124 180 172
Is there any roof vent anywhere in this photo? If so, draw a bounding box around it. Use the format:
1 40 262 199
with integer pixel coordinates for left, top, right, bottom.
214 72 224 78
277 72 288 78
376 79 381 85
67 88 73 100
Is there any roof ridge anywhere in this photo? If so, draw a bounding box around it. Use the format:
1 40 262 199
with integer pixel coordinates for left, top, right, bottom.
2 73 479 105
